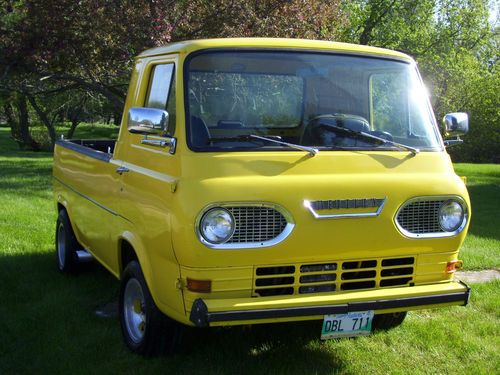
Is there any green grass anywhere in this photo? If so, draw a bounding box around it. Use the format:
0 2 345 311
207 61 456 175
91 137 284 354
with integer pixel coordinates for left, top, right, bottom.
27 122 121 147
64 122 121 139
454 164 500 270
0 126 499 373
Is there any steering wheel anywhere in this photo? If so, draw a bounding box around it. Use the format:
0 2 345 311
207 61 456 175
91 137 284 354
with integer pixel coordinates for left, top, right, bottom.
301 113 371 146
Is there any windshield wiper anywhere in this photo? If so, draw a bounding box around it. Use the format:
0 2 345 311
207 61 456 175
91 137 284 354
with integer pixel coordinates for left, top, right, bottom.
324 123 420 156
210 134 318 156
249 135 318 156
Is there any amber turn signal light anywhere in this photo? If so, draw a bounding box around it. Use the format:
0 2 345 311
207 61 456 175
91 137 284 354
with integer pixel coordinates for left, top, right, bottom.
186 278 212 293
446 260 463 273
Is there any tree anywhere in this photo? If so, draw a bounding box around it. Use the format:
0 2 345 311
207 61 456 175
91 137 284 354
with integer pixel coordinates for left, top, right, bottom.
1 0 345 149
1 0 497 161
340 0 499 162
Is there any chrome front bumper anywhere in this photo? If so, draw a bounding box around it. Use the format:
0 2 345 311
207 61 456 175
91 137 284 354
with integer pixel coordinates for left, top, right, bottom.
189 281 470 327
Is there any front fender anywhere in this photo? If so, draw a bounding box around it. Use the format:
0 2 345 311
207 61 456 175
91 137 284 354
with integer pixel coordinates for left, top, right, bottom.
118 230 187 324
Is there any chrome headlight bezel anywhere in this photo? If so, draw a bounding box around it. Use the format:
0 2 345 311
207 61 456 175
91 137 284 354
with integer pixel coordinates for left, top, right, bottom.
395 196 468 238
195 202 295 249
199 207 235 245
438 199 465 232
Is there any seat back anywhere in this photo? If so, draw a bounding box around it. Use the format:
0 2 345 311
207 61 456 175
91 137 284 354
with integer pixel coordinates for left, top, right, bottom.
191 116 210 147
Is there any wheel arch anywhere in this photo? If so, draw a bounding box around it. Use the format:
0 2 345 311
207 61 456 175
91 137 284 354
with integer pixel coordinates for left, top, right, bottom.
119 239 138 275
56 201 85 251
118 232 153 288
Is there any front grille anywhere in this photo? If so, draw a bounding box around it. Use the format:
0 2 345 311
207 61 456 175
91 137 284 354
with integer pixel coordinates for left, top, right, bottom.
254 257 414 297
226 206 288 243
396 200 444 234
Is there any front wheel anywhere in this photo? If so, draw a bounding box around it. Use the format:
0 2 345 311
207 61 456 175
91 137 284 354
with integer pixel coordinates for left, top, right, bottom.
119 261 182 356
372 312 407 331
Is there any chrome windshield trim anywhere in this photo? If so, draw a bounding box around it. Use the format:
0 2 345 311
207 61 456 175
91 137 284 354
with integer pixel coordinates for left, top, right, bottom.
303 197 387 219
195 202 295 249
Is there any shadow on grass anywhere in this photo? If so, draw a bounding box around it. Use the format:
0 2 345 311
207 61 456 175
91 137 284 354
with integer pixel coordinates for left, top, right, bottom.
0 250 120 373
0 159 53 194
0 250 345 374
176 321 345 375
0 149 53 158
466 183 500 241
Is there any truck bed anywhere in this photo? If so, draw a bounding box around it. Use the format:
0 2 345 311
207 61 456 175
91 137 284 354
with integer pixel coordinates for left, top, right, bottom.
53 137 122 275
55 139 116 161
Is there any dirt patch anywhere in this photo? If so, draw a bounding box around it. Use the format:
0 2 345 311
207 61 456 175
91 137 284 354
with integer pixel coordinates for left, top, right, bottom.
455 269 500 283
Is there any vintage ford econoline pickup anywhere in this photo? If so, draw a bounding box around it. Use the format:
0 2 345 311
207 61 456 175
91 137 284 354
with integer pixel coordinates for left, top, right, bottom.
53 38 471 355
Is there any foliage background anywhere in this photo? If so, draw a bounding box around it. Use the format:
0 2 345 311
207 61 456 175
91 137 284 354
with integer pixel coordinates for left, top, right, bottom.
0 0 498 162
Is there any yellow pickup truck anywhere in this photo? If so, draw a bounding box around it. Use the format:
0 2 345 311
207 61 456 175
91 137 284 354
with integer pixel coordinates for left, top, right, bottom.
53 38 471 356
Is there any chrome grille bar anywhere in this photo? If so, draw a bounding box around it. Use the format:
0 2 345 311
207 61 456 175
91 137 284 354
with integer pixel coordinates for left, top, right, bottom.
254 256 415 297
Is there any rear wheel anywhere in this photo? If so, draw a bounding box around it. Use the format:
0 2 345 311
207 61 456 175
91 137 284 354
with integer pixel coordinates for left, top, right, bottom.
55 209 79 274
119 260 182 356
372 312 407 330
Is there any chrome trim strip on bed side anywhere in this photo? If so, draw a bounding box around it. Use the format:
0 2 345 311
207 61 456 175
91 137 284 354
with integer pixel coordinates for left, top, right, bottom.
55 140 113 162
54 176 130 222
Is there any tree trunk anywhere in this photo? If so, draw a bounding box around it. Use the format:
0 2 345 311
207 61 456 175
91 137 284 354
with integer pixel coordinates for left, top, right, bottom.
5 95 40 151
27 95 57 147
3 102 17 138
358 0 398 45
17 95 37 147
66 118 80 139
113 109 122 126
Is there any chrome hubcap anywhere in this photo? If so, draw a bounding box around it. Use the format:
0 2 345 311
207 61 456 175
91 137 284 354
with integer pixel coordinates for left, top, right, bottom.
57 223 66 268
123 278 146 343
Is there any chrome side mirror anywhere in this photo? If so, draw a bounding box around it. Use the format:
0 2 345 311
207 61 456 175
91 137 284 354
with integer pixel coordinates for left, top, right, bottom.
127 107 177 154
128 107 169 135
443 112 469 136
443 112 469 148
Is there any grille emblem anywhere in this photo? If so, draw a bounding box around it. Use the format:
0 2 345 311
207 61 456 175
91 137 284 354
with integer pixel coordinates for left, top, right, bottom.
310 198 385 210
304 197 387 219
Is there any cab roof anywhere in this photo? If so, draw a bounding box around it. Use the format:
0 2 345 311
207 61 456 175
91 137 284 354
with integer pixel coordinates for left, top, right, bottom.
138 38 413 62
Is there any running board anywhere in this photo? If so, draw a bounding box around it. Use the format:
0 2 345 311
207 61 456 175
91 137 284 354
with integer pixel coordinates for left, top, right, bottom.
76 250 94 262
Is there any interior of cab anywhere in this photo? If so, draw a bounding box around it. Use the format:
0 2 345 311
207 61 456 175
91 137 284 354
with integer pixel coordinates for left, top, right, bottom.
186 51 440 151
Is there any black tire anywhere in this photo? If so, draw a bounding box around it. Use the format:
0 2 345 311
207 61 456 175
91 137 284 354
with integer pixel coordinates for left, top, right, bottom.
119 260 182 356
372 312 407 331
55 209 79 274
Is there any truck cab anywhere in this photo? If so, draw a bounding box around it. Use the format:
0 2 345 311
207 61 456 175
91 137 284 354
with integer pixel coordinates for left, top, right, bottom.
53 38 471 356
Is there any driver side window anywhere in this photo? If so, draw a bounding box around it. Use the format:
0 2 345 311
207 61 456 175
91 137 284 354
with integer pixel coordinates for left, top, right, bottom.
145 63 176 136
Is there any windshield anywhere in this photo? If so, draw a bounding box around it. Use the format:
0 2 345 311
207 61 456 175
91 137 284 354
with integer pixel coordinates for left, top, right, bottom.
186 51 441 152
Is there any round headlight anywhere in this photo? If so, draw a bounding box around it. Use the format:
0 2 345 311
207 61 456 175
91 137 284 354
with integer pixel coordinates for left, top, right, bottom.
200 208 235 244
438 200 465 232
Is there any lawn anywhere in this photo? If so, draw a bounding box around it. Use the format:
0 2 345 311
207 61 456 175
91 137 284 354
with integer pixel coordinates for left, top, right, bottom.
0 126 498 374
454 163 500 270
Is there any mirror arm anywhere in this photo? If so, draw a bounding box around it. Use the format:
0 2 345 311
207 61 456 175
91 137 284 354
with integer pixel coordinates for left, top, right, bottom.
444 136 464 148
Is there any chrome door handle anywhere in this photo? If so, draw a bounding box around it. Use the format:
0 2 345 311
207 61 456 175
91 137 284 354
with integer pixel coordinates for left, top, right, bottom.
115 166 130 175
140 136 177 154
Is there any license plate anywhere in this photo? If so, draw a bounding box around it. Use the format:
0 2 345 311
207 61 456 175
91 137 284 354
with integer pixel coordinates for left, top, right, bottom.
321 310 374 339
